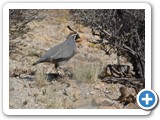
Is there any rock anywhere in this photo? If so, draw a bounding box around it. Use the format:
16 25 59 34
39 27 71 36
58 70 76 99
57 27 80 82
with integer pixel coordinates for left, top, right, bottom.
94 82 106 91
92 97 113 106
19 74 35 80
90 91 95 95
72 98 93 109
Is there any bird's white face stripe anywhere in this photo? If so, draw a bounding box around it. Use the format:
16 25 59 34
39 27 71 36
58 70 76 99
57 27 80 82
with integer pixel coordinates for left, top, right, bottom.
72 33 78 40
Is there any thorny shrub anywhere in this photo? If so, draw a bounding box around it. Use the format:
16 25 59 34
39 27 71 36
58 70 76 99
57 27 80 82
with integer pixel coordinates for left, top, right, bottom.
70 9 145 78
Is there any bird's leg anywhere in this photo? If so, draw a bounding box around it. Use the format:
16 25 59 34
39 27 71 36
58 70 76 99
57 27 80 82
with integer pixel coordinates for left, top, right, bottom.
55 64 59 74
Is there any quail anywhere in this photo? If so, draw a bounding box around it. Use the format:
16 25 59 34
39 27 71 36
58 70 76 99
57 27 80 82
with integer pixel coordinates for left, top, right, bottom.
32 31 80 71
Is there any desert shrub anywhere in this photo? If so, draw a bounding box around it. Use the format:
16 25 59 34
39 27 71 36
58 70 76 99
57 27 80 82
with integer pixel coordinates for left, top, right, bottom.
70 9 145 78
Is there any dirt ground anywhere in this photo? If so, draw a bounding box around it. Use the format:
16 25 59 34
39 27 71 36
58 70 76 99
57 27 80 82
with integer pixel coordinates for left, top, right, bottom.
9 10 140 109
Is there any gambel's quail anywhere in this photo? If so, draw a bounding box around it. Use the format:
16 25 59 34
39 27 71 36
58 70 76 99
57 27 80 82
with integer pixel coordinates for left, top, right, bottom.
32 31 80 70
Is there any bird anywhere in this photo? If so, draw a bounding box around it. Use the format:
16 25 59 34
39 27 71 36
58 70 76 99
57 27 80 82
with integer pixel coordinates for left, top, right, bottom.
32 31 80 72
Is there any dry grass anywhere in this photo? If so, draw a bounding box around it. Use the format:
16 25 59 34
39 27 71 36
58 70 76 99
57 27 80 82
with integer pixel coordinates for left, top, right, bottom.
71 61 100 83
34 66 48 88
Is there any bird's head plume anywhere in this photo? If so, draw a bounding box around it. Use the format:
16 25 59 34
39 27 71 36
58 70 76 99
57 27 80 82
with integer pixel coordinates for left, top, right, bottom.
67 26 80 40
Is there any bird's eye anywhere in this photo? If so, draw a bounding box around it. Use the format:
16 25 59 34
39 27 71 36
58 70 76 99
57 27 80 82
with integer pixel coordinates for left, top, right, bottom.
71 33 77 37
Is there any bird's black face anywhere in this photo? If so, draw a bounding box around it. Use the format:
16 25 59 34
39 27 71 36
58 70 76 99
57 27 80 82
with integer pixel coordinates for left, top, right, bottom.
75 33 80 40
71 33 80 41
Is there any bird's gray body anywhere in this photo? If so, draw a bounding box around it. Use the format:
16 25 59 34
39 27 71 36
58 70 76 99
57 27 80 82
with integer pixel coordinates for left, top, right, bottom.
33 33 79 68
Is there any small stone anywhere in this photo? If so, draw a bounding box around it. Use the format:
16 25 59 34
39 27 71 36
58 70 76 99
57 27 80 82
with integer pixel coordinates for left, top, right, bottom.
90 91 95 95
22 101 28 106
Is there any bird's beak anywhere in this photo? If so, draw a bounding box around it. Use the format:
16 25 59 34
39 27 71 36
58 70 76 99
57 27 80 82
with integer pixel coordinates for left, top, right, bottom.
76 34 80 39
75 34 82 43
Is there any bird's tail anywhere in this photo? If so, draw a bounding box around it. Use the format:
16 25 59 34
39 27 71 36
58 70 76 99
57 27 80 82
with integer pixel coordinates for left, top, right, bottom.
32 61 39 66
